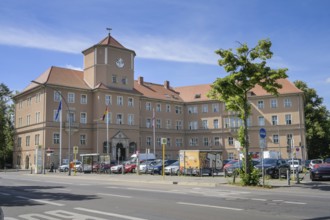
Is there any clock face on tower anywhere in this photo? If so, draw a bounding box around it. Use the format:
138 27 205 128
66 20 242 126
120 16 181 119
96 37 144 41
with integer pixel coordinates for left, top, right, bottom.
116 58 124 68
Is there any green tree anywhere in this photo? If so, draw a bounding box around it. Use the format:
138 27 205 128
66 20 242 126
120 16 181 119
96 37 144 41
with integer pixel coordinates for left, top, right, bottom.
208 39 288 185
0 83 14 168
294 80 330 158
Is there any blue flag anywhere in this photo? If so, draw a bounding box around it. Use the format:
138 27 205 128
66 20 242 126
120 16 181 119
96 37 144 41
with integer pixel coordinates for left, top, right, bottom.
55 101 62 121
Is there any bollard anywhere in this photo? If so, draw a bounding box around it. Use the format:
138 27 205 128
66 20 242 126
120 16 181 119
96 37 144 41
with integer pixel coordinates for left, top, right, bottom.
296 167 300 184
287 169 290 186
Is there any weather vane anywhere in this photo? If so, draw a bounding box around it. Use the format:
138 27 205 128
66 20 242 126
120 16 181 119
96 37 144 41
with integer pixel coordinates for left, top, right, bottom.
106 27 112 37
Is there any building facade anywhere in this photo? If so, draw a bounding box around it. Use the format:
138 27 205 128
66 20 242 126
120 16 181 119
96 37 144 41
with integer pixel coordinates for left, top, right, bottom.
13 34 306 170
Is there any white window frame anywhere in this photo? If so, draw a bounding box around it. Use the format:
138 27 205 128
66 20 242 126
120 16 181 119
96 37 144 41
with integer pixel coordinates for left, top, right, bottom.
80 112 87 124
68 92 75 103
105 95 112 105
270 99 278 108
156 103 161 112
53 133 60 144
146 102 152 111
258 116 265 126
80 94 87 104
116 113 123 125
271 115 278 125
128 97 134 107
228 137 234 145
285 114 292 125
213 119 219 129
146 137 152 146
212 103 219 113
117 96 123 106
284 98 292 108
128 114 134 125
257 100 264 109
80 134 87 145
273 134 279 144
166 104 171 112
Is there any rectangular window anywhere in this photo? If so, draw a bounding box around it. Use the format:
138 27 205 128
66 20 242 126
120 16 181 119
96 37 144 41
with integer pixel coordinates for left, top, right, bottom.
258 116 265 126
17 137 22 148
273 134 279 144
202 104 208 113
167 138 171 147
156 119 161 128
203 137 209 146
80 134 86 145
156 137 161 147
166 104 171 112
105 95 112 105
26 136 30 147
258 100 264 109
27 97 32 106
35 112 40 123
189 137 198 146
228 137 234 145
35 134 40 145
146 137 152 146
117 96 123 106
176 120 183 130
26 115 31 126
212 103 219 113
67 112 75 123
175 138 183 147
35 93 40 103
81 94 87 104
188 106 198 114
18 101 23 109
18 117 22 127
213 119 219 129
128 114 134 125
146 118 151 128
272 115 278 125
202 120 208 129
116 114 123 124
189 121 198 130
122 77 127 85
128 97 134 107
270 99 278 108
284 98 292 108
53 133 60 144
287 134 293 147
214 137 220 146
156 103 161 112
146 102 152 111
54 91 61 102
68 92 75 103
224 118 229 128
228 153 234 160
112 75 117 83
80 112 87 124
175 105 182 114
285 114 292 125
166 119 171 129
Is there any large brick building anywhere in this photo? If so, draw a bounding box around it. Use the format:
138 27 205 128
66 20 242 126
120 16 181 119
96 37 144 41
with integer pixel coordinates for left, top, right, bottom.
13 34 306 170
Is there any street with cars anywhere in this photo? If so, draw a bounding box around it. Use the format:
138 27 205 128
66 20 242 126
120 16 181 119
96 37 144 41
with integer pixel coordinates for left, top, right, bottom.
1 170 330 220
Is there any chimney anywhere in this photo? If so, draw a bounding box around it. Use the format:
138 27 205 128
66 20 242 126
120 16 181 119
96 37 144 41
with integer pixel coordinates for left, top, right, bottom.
138 76 144 85
164 80 170 89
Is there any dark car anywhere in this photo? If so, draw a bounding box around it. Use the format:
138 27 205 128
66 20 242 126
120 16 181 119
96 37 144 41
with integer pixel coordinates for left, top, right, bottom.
254 158 290 179
310 164 330 181
324 158 330 164
225 160 260 177
147 160 177 175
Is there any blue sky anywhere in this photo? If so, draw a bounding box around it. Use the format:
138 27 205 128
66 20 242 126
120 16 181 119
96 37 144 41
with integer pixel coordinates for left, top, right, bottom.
1 0 330 109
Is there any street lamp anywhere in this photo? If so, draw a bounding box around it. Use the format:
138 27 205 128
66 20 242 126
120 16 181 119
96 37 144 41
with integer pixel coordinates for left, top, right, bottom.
31 80 73 176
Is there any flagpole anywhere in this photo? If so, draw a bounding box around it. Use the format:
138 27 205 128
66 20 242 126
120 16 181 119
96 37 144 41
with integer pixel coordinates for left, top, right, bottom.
59 100 62 167
153 108 156 155
106 106 109 156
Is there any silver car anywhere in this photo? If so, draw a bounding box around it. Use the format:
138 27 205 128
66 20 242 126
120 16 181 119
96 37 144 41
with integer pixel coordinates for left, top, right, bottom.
164 161 180 175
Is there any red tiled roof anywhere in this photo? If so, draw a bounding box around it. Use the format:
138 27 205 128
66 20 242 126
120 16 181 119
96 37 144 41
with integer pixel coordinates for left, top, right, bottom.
97 35 126 49
134 81 183 102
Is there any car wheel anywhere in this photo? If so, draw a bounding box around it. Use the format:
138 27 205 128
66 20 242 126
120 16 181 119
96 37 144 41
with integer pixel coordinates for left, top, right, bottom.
65 167 68 172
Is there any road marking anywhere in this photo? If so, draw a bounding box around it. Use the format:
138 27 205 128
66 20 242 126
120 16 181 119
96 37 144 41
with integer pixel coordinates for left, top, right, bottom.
177 202 243 211
106 186 120 189
16 196 64 206
126 187 187 194
283 201 306 205
75 207 149 220
272 200 284 202
251 198 267 201
0 192 10 196
97 193 132 198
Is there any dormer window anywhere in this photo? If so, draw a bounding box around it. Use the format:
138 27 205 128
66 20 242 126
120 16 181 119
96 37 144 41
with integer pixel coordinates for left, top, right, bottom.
194 94 201 99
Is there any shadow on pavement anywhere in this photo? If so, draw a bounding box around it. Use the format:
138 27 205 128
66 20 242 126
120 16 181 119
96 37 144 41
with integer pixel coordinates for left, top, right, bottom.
0 185 99 207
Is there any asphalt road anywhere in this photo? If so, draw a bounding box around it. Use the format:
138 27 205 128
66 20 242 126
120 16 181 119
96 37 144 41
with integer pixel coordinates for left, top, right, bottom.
1 172 330 220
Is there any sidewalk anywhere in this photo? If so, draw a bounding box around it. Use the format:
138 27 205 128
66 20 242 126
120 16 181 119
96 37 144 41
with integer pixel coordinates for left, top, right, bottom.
40 170 307 188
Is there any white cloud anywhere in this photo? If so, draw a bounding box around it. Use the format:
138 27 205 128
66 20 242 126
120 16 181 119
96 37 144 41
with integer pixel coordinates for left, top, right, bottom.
326 78 330 83
65 64 83 71
122 35 218 65
0 26 92 54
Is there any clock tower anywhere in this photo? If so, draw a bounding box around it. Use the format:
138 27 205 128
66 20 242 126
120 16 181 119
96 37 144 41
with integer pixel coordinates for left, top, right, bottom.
82 33 136 90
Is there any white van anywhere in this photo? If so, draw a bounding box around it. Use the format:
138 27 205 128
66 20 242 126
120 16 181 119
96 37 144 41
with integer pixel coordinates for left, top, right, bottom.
129 153 155 163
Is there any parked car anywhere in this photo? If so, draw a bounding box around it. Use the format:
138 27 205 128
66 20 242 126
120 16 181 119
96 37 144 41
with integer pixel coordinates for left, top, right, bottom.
139 160 159 173
310 163 330 181
324 158 330 164
254 158 290 179
164 161 180 175
224 160 260 177
223 160 238 170
147 160 177 175
304 160 311 170
288 159 303 173
59 161 82 172
111 161 128 174
309 159 323 170
92 161 116 173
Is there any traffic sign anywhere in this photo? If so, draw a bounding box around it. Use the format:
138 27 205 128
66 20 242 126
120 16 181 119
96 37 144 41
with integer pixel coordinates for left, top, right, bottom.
259 128 266 139
73 146 78 154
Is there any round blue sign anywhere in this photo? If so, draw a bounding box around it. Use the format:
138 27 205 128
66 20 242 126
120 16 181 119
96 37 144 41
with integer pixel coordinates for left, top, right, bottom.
259 128 266 139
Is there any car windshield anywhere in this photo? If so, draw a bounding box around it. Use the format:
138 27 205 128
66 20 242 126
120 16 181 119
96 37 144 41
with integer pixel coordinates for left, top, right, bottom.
288 161 299 165
170 161 179 166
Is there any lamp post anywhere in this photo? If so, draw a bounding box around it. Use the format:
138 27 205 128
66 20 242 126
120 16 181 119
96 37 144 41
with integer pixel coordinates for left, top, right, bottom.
31 80 73 176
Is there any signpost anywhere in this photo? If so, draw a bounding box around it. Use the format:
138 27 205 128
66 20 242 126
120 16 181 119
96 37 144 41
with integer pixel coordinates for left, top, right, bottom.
259 128 266 186
161 138 167 179
73 146 78 175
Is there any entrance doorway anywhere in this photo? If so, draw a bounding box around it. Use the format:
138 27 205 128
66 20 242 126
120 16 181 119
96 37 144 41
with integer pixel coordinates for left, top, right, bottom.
116 143 126 161
25 156 29 169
